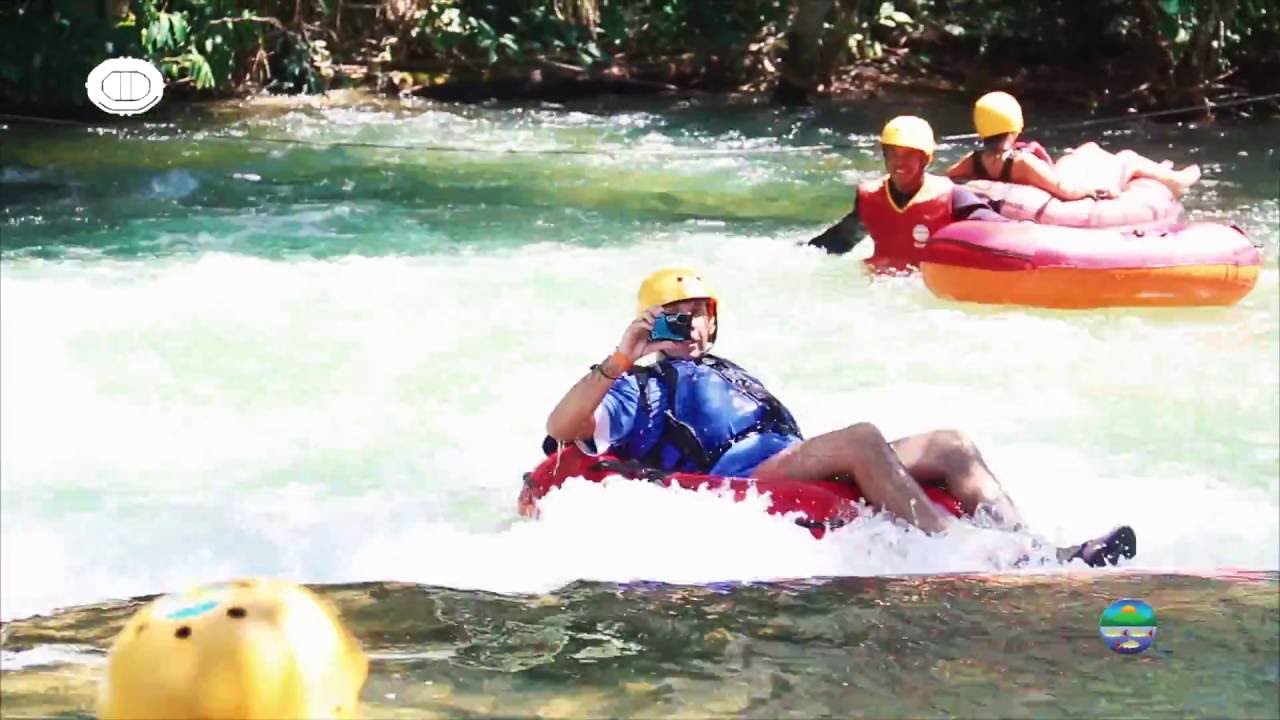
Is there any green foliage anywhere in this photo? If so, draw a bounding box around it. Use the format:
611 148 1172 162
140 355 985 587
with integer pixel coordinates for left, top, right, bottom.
832 1 915 62
1154 0 1280 76
404 1 793 77
137 4 220 90
132 0 332 94
265 29 330 93
906 0 1275 101
0 0 331 109
1156 0 1194 45
0 1 141 108
405 1 612 68
620 0 793 62
914 0 1133 66
1 0 1275 110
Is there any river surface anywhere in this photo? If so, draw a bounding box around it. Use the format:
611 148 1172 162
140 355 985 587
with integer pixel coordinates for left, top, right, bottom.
1 90 1277 716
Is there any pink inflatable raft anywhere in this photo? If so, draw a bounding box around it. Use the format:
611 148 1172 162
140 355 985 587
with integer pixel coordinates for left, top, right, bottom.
920 220 1261 308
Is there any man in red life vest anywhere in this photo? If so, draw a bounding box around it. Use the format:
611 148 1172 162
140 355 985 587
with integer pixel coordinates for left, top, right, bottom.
808 115 1008 272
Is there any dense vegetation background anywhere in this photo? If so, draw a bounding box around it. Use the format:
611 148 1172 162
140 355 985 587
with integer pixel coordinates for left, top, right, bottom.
3 0 1277 114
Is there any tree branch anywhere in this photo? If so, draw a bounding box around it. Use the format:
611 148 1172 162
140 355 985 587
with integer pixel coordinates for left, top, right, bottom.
208 16 288 32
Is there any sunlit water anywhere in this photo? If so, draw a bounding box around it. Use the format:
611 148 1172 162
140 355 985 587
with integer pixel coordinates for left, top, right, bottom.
2 93 1277 624
2 573 1277 718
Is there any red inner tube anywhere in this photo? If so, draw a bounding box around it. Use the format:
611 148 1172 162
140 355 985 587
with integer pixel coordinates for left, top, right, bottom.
519 445 965 539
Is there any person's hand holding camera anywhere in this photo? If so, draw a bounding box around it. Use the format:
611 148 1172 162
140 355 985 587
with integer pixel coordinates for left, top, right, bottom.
618 305 689 362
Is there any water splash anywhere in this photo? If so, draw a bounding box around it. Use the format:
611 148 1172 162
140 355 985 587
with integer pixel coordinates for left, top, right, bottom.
2 101 1276 621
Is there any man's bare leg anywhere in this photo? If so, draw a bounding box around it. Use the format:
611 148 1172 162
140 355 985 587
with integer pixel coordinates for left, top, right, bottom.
753 423 956 534
752 424 1137 565
889 430 1025 531
1115 149 1200 196
1055 143 1198 196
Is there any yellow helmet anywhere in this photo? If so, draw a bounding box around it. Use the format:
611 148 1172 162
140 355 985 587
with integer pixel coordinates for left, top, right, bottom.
98 578 368 720
636 267 717 340
973 91 1024 138
879 115 936 159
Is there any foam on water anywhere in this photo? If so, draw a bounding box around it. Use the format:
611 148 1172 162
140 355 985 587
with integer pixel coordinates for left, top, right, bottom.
2 234 1276 621
0 644 105 671
2 103 1277 621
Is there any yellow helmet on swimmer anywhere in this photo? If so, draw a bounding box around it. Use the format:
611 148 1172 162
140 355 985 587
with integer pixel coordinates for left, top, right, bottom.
879 115 936 159
98 578 369 720
973 91 1024 138
636 267 717 315
636 267 718 341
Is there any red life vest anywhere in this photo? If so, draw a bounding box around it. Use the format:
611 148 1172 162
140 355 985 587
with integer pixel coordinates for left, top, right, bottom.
856 173 953 272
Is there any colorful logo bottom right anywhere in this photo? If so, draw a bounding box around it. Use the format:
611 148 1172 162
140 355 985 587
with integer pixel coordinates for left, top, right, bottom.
1099 598 1158 654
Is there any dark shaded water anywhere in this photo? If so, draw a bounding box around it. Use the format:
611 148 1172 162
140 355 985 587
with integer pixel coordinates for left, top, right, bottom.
2 573 1277 718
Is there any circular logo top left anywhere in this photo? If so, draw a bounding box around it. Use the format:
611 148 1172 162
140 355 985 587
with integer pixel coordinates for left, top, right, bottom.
86 58 164 116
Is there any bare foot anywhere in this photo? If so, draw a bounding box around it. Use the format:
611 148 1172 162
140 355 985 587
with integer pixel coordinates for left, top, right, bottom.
1161 164 1201 197
1176 164 1201 189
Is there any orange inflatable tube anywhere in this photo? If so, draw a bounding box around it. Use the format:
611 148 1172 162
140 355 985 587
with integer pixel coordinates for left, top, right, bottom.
921 221 1261 309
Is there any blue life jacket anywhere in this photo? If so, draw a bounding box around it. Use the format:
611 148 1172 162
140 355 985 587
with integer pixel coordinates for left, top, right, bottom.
611 355 802 474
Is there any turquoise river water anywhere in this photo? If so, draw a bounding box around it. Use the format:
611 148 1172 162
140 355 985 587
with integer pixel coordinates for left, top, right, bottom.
0 91 1277 717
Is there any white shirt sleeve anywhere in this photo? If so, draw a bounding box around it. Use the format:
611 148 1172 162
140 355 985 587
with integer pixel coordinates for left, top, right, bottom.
580 403 613 456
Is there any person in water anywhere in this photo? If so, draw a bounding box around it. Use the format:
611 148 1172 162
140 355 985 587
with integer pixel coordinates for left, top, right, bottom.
945 91 1201 200
544 267 1136 567
806 115 1010 269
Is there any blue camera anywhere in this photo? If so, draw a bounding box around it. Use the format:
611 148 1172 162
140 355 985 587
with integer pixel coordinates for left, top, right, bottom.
650 313 693 342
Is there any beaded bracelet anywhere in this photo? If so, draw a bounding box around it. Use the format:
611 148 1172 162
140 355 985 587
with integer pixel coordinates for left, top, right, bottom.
591 350 632 380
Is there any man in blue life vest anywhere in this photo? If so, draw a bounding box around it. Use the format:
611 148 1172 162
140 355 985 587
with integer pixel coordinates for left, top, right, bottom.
545 267 1136 567
807 115 1009 271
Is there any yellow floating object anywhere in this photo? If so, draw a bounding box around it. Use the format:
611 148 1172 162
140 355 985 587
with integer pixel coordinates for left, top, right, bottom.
98 578 368 720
